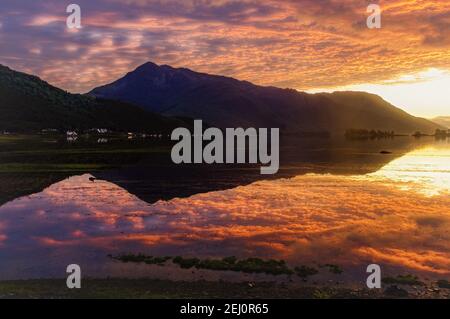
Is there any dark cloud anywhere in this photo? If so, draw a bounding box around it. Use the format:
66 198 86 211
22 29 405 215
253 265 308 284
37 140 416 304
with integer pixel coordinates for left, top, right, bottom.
0 0 449 93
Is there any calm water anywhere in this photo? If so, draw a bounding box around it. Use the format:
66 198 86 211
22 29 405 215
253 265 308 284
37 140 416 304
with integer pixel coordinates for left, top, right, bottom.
0 136 449 282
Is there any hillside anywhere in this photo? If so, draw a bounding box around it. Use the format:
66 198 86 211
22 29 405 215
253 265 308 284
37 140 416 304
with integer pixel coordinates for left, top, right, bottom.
89 62 441 134
431 116 450 129
0 64 188 132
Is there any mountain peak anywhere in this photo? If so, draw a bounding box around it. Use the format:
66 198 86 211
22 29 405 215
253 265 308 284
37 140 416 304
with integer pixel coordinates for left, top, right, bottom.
126 61 202 82
135 61 161 71
89 63 441 134
134 61 191 74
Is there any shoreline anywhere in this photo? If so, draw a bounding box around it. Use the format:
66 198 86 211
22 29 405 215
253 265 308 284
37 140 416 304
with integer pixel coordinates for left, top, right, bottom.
0 278 448 299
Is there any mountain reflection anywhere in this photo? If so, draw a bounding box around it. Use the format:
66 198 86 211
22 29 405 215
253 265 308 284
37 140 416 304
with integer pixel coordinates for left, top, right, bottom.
0 136 435 206
95 137 431 204
0 141 448 280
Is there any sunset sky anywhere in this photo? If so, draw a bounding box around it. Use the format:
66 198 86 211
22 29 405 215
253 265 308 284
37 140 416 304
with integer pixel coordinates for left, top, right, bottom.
0 0 449 117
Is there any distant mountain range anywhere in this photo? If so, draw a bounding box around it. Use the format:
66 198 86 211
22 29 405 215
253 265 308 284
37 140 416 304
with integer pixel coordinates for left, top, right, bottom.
0 64 188 132
0 62 442 134
90 62 441 134
431 116 450 129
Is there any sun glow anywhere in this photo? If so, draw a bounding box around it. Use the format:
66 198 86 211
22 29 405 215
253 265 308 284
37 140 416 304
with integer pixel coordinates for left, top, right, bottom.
367 145 450 197
307 69 450 118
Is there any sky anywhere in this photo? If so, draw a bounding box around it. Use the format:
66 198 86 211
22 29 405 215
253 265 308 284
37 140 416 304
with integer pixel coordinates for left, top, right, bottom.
0 0 449 117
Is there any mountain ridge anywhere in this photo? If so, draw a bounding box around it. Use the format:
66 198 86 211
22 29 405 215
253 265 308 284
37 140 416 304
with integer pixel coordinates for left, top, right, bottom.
431 116 450 129
90 62 442 134
0 64 189 132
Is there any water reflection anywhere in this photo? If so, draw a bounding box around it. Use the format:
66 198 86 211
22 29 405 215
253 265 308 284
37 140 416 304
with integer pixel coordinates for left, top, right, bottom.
368 144 450 196
0 142 449 280
0 135 434 206
95 136 430 204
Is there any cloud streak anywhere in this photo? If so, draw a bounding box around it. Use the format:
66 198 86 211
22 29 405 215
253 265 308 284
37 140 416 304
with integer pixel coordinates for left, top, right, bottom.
0 0 449 97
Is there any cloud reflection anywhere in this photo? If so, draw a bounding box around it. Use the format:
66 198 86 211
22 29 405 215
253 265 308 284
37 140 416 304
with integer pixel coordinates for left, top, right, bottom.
0 146 449 279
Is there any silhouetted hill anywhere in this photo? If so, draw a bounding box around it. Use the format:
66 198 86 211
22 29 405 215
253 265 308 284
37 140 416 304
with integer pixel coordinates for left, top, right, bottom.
89 62 441 134
0 64 188 132
431 116 450 129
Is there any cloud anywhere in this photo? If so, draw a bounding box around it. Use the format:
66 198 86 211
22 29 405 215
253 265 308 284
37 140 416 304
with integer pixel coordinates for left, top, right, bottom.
0 167 449 277
0 0 449 94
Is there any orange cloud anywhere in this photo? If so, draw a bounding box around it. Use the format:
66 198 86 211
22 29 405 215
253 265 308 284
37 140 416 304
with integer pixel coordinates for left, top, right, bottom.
0 0 448 95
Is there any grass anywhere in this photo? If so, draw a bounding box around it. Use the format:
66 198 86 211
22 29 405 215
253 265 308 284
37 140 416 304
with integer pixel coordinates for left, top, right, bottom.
0 163 111 173
294 266 319 278
112 254 326 277
110 254 171 265
173 256 201 269
382 275 424 286
5 146 170 156
321 264 343 274
313 289 332 299
166 256 293 275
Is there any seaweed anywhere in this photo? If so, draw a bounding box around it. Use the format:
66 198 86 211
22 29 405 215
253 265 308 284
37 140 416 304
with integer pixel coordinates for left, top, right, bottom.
109 254 171 265
294 265 319 278
382 275 424 286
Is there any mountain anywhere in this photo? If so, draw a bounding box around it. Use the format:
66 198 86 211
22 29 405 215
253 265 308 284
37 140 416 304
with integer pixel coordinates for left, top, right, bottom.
89 62 441 134
0 64 189 132
431 116 450 129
